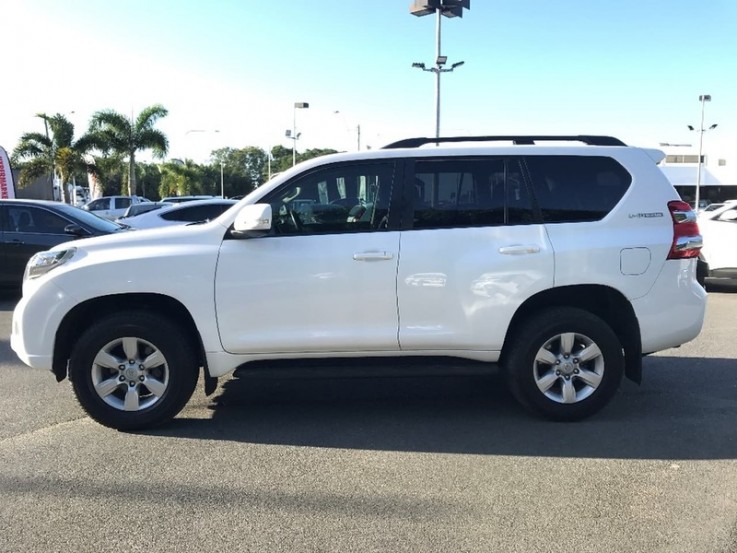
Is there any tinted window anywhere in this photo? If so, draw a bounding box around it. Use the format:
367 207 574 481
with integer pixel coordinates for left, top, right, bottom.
264 162 394 235
116 197 132 209
525 156 632 223
161 203 233 222
7 206 70 234
52 203 122 232
412 157 534 230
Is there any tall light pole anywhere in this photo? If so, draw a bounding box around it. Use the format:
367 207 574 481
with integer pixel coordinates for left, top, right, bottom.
333 110 362 150
688 94 718 210
289 102 309 166
410 1 469 139
220 161 224 198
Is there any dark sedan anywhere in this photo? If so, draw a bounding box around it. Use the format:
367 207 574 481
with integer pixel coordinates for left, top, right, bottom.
0 199 126 287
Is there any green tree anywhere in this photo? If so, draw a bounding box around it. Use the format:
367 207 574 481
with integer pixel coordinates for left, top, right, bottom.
211 146 269 196
88 104 169 196
267 145 338 177
12 113 96 203
159 159 204 198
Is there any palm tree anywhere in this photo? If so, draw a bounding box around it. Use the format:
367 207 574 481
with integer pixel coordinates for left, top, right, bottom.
88 104 169 196
12 113 96 204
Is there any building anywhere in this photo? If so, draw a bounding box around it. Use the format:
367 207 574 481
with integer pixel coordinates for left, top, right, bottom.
657 141 737 206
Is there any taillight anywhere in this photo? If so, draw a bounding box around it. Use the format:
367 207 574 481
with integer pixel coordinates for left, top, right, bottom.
667 200 703 259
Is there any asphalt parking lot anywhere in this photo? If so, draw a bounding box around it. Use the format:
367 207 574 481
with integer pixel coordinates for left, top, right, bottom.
1 283 736 553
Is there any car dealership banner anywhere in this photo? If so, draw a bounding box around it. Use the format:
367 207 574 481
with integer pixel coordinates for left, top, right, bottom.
0 146 16 199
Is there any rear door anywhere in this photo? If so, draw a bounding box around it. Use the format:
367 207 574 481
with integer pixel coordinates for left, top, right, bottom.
396 156 555 353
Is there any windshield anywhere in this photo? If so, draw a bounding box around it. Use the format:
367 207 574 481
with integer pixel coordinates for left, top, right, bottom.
53 203 125 232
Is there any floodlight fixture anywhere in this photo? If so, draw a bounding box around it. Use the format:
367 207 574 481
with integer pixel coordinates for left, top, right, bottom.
412 62 426 69
436 55 448 66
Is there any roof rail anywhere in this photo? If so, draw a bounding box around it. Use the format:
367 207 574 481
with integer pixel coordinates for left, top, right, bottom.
381 135 627 149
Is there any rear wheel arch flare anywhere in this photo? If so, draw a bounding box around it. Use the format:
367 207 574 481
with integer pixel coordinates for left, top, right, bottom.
502 285 641 381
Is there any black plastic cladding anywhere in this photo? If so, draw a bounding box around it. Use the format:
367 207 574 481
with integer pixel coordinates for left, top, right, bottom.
382 135 628 149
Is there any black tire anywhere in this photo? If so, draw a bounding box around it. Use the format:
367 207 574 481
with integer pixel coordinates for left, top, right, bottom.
696 258 709 287
69 311 199 431
503 307 624 421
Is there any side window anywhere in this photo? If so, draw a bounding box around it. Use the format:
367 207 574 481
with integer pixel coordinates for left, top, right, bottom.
526 156 632 223
88 198 110 211
264 162 394 236
411 157 534 230
161 204 231 223
116 197 132 210
7 206 69 234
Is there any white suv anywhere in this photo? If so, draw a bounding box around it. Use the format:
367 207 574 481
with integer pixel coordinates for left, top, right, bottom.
11 135 707 430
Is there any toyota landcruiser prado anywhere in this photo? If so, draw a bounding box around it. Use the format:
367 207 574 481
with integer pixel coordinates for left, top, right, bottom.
11 135 707 430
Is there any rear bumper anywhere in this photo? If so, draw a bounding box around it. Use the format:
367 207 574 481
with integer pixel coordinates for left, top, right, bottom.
632 260 707 354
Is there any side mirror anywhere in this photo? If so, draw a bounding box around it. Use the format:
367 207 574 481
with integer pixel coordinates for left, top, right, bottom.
64 224 91 237
232 203 272 237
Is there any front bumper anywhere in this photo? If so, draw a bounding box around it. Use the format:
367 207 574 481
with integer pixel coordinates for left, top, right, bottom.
11 280 75 372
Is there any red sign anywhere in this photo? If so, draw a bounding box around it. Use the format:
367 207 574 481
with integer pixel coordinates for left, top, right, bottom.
0 146 16 199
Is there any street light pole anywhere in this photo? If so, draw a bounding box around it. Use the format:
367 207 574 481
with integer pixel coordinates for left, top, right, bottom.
410 1 469 140
434 10 442 139
688 95 718 210
220 161 224 198
291 102 309 166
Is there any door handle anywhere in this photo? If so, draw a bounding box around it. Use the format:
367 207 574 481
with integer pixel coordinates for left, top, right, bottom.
353 251 394 261
499 245 541 255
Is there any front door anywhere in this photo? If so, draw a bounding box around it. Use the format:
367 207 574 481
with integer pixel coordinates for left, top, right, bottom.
215 161 402 354
1 204 77 285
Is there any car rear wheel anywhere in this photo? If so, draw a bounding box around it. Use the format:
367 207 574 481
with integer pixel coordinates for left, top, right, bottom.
503 307 624 421
69 311 199 431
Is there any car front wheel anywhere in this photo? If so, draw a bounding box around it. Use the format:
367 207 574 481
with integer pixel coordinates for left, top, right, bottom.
503 307 624 421
69 311 199 431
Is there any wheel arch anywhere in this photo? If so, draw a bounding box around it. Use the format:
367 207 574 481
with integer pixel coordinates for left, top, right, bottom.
501 284 643 383
53 293 209 384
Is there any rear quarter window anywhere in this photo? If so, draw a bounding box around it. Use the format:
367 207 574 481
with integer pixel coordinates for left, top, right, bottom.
526 156 632 223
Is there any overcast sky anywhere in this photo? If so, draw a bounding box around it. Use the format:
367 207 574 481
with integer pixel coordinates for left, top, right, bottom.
2 0 735 162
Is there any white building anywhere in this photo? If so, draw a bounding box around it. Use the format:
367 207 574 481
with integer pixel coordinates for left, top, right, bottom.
656 140 737 205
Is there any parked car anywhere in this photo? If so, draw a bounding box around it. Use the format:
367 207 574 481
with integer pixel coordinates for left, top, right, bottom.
161 195 215 204
121 198 237 229
82 195 151 220
117 202 167 220
0 199 126 287
11 135 707 430
697 199 737 220
697 202 737 284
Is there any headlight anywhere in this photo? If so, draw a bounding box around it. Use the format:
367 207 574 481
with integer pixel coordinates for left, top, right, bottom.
24 248 77 281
